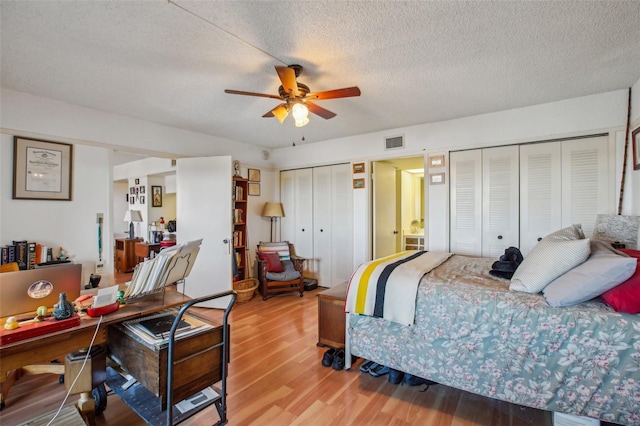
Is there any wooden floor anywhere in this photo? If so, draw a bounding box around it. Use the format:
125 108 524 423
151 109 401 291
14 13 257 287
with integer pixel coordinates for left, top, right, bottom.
1 277 561 425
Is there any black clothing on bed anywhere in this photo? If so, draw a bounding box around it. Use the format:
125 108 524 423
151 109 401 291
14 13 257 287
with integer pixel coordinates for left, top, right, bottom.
489 246 523 279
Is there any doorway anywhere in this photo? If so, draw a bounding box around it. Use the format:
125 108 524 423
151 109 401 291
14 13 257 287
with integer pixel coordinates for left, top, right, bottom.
372 156 425 258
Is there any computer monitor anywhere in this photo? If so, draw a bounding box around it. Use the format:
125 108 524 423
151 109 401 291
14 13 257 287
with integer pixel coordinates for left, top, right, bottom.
0 263 82 317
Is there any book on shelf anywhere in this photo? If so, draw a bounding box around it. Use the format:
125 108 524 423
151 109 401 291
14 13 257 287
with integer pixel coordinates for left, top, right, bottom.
28 242 36 270
13 240 28 270
1 246 8 265
233 208 243 224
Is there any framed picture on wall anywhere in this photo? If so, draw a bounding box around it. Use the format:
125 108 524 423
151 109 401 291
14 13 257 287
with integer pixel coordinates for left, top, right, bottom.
248 168 261 182
353 163 365 174
633 126 640 171
13 137 73 201
429 154 445 168
353 178 365 189
152 185 162 207
140 186 145 194
248 182 260 196
140 195 145 205
429 172 445 185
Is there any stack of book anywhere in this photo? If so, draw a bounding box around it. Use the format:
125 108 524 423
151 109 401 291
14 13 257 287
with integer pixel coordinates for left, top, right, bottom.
1 240 62 270
121 310 212 346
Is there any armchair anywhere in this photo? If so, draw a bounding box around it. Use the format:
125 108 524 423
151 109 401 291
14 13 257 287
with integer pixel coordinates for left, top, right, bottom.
256 241 305 300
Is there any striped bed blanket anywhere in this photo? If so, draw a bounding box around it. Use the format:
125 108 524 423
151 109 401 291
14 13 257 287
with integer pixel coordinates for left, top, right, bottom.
345 250 452 325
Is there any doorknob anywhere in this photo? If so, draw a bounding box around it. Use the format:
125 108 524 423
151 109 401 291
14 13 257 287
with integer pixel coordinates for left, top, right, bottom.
393 230 398 235
497 235 503 240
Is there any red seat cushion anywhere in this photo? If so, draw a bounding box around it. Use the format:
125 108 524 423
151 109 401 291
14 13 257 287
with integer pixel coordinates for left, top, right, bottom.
600 249 640 314
258 251 284 273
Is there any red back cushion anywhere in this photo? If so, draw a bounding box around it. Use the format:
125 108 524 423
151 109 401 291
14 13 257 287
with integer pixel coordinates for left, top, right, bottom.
258 251 284 273
600 249 640 314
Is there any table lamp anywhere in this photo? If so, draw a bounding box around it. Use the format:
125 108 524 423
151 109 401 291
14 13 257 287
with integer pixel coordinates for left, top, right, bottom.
261 202 285 242
123 209 143 239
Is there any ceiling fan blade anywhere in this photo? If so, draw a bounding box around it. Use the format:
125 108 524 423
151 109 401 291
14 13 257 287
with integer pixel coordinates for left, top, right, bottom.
306 86 361 100
306 101 336 120
263 104 289 123
275 66 299 97
225 89 282 100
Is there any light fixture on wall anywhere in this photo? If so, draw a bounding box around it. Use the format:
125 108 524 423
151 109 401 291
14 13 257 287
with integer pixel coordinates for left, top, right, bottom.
261 202 285 242
123 209 143 239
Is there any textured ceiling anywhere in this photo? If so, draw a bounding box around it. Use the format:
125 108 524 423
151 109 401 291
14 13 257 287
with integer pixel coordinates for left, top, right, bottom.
2 1 640 151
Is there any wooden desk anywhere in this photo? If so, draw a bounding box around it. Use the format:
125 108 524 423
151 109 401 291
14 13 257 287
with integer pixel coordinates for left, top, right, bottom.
135 242 161 261
0 290 191 423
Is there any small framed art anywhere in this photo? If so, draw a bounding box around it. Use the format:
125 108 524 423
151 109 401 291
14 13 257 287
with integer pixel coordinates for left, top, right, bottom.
248 168 261 182
353 162 365 174
429 154 445 168
248 182 260 196
353 178 365 189
152 185 163 207
429 172 445 185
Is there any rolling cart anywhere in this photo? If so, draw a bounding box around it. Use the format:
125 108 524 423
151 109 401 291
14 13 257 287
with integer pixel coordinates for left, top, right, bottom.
105 290 236 425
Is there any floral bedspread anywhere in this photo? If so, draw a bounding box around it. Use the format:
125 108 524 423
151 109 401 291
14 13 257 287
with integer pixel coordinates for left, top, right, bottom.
348 255 640 425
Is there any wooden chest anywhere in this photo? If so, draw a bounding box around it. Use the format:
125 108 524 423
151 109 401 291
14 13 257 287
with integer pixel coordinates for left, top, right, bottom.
108 314 223 407
317 282 348 348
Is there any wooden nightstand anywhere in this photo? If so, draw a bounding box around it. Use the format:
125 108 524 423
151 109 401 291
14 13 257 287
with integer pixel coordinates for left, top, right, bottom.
317 282 348 349
115 238 141 273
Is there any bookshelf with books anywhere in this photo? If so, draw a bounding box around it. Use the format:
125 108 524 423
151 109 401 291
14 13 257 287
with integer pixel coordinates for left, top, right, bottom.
232 176 248 280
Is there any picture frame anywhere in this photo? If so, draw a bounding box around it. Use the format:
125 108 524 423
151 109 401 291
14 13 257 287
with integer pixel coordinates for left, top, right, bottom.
152 185 163 207
429 172 445 185
248 168 261 182
140 186 145 194
353 178 365 189
353 162 365 174
140 195 145 205
248 182 261 196
130 197 135 205
633 126 640 171
13 137 73 201
429 154 445 168
135 178 140 185
130 187 135 195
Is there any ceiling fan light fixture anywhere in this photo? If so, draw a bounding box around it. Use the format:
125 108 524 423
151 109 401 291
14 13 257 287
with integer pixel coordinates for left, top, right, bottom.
292 102 309 127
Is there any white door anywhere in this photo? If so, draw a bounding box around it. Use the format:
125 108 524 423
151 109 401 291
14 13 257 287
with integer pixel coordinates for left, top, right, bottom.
293 168 314 276
176 156 232 309
331 164 353 286
280 170 295 243
450 150 482 256
520 142 562 256
482 146 519 257
561 136 611 237
313 166 332 286
373 162 397 258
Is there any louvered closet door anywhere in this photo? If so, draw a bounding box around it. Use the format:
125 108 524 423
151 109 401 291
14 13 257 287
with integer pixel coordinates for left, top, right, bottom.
561 136 611 237
293 168 314 275
450 150 482 256
313 166 332 284
330 164 353 286
520 142 562 256
482 146 520 258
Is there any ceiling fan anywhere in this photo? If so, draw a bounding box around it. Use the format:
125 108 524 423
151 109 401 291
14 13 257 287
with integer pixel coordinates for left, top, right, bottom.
224 64 361 127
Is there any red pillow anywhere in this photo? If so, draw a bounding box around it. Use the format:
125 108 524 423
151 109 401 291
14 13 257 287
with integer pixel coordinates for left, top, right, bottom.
600 249 640 314
258 252 284 273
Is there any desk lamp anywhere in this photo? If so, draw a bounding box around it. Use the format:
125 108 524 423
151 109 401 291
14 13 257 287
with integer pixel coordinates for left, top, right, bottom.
124 209 143 239
261 202 285 242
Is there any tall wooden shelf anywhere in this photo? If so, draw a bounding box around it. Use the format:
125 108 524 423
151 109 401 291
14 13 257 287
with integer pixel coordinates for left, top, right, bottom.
232 176 248 279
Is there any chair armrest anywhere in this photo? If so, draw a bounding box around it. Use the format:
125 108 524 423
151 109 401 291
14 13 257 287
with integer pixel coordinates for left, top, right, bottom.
256 258 268 281
290 256 305 273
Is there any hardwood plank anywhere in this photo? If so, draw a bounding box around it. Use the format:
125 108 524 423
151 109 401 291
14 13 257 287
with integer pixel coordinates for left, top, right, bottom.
0 287 560 426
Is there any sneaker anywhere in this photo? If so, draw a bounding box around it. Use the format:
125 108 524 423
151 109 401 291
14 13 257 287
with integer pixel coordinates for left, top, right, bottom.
322 348 336 367
403 374 438 387
359 360 376 373
332 350 346 370
369 364 390 377
388 368 404 384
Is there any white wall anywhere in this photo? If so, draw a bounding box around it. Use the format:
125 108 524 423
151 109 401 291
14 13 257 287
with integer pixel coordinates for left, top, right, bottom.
1 134 113 286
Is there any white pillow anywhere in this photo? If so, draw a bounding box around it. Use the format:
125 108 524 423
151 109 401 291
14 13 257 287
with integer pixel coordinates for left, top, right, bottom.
510 225 589 294
543 241 637 307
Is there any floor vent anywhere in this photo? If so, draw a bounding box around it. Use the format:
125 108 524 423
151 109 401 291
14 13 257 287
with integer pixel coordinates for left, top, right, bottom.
385 135 404 150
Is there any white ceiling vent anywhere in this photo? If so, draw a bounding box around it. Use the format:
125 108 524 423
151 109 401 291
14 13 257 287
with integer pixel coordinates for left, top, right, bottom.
384 135 404 150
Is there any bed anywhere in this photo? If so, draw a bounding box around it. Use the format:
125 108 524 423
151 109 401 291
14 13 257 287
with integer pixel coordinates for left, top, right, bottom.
344 252 640 425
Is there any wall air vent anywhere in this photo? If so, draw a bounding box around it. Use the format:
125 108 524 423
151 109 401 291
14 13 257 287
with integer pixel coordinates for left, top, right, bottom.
171 159 177 167
384 135 404 150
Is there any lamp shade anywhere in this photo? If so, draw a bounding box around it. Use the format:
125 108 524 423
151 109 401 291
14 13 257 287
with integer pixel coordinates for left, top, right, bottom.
261 202 285 218
123 209 143 222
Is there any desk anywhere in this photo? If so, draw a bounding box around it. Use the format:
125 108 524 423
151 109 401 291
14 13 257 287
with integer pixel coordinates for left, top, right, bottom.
0 290 191 424
135 242 161 262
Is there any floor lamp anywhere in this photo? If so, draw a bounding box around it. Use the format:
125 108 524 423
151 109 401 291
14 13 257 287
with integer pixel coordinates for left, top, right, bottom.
261 202 285 242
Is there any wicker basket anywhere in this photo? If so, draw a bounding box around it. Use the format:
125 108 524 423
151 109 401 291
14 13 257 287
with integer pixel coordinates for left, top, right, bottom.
233 278 258 304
